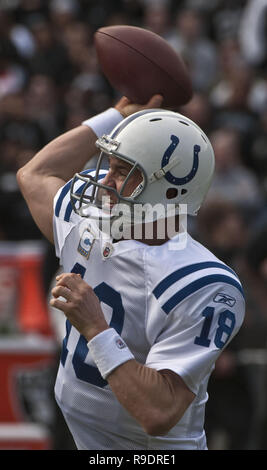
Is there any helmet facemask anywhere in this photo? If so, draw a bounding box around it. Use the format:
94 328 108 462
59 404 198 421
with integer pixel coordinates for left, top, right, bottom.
70 135 147 227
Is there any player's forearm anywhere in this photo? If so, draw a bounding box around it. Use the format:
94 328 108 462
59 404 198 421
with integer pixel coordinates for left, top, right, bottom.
107 360 193 436
19 125 98 183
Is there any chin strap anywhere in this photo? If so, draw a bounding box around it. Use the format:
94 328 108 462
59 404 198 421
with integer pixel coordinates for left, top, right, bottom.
148 157 181 184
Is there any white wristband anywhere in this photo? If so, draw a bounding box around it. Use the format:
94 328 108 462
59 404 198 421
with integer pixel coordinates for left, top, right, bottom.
88 328 134 379
82 108 124 138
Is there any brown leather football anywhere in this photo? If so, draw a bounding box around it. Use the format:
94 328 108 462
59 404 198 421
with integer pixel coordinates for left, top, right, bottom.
94 25 193 107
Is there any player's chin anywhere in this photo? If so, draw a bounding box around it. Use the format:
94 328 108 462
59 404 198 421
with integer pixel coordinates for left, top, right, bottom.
102 200 116 211
100 194 117 211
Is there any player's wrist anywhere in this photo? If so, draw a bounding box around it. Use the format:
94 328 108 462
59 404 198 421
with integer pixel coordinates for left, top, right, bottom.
83 324 109 342
87 328 134 379
82 108 124 138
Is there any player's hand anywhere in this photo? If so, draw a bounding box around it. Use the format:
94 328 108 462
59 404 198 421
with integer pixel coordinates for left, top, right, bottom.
50 273 109 341
115 94 163 118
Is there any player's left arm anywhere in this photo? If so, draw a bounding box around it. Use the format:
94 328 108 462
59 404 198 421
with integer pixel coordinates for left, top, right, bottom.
106 362 195 436
50 272 195 436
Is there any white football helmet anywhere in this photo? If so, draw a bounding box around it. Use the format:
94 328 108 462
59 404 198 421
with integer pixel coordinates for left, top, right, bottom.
70 109 215 226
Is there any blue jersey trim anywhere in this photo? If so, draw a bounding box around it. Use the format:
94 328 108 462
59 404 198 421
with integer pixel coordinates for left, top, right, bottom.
55 180 72 217
161 274 244 314
153 261 238 299
60 319 72 366
55 169 106 221
64 182 84 221
64 172 106 222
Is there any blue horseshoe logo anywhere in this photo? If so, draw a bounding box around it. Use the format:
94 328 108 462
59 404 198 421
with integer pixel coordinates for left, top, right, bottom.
161 135 201 186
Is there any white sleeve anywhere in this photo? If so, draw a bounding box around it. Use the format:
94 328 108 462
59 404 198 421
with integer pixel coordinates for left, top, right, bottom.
53 179 79 260
53 168 107 260
145 281 245 395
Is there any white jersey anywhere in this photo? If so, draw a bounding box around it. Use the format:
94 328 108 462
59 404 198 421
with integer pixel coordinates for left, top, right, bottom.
53 170 245 450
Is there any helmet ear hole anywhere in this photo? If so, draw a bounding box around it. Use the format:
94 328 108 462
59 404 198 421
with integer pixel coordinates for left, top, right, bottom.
166 188 178 199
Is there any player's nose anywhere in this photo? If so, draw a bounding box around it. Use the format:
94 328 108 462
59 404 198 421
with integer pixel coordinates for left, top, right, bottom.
102 172 117 192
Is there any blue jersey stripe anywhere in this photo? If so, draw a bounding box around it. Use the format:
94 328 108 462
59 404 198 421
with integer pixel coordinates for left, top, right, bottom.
161 274 244 314
153 262 238 299
64 172 106 222
55 180 72 217
60 319 72 366
64 181 86 221
54 169 94 219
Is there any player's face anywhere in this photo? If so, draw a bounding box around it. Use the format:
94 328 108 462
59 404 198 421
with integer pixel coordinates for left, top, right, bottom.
100 156 143 206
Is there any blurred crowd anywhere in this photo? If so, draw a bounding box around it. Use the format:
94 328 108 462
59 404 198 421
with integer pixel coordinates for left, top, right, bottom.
0 0 267 450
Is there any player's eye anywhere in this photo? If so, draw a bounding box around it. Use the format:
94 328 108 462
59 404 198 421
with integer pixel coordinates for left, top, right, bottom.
118 169 128 177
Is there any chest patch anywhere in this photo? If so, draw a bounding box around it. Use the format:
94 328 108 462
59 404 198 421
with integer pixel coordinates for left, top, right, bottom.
77 225 96 259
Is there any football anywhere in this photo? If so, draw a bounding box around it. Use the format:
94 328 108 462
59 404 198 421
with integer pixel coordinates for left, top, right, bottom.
94 25 193 107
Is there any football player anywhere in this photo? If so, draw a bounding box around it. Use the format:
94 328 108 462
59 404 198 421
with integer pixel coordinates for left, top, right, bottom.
17 95 245 450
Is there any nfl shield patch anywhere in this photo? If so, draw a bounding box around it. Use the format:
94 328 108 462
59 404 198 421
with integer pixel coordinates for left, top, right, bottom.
102 242 114 259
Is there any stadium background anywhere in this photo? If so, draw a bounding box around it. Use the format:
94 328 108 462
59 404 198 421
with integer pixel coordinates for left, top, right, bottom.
0 0 267 450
